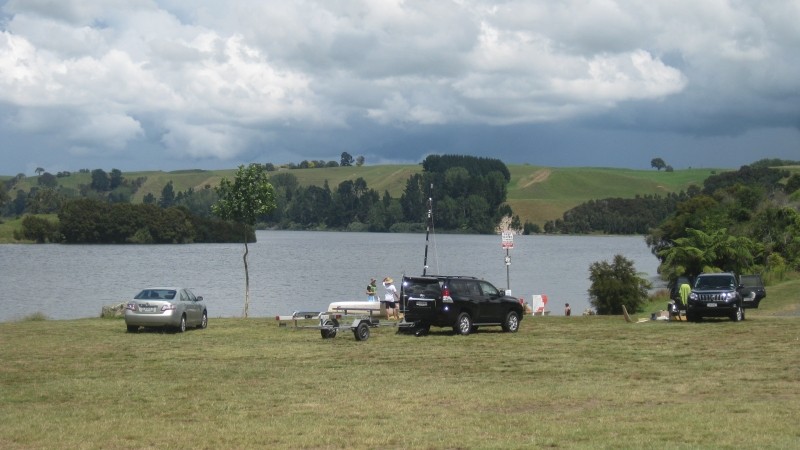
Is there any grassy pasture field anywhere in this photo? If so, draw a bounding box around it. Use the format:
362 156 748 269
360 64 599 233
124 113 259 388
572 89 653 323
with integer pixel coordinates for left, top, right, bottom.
1 277 798 449
505 166 718 225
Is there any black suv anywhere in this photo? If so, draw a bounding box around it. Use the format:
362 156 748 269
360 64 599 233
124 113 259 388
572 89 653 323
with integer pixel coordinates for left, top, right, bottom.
739 274 766 308
400 275 524 335
686 273 745 322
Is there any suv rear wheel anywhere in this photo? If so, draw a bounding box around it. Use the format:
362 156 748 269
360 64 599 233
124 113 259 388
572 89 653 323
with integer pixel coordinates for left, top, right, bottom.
454 312 472 336
502 311 520 332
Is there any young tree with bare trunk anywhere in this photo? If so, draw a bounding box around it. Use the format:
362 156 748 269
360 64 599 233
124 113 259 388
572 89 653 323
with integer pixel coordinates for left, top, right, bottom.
212 164 276 318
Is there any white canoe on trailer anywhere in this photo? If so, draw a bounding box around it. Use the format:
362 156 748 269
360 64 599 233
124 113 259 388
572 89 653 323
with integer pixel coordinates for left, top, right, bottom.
276 301 411 341
327 301 387 317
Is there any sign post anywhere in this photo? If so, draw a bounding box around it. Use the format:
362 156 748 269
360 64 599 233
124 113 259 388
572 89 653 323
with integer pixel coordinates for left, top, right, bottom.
501 231 514 292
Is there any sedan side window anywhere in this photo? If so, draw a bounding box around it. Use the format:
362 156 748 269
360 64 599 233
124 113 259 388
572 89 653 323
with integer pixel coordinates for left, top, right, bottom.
180 290 189 302
187 290 196 302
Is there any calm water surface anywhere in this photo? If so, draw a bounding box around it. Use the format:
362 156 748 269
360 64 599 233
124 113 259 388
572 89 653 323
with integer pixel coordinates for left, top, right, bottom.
0 230 660 322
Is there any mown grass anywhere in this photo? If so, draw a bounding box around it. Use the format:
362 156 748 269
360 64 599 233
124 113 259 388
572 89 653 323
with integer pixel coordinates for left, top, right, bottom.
1 281 798 449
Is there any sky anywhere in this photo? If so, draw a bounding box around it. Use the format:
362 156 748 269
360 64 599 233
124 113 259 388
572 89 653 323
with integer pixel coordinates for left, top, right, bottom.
1 0 799 176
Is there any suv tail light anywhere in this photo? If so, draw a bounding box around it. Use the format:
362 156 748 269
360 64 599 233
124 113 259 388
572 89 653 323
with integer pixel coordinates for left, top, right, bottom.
442 287 450 298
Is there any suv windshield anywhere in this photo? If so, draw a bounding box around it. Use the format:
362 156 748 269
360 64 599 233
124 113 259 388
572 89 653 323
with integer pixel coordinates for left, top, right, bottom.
695 276 735 290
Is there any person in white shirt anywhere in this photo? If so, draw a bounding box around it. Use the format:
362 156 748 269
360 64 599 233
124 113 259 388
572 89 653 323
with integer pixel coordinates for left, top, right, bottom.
382 277 399 319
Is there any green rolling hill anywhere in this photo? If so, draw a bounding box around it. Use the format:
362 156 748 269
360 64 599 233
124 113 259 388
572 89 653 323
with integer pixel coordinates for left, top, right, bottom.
3 164 720 225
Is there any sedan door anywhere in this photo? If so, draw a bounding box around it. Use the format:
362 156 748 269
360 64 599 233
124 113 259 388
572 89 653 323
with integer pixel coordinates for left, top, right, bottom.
180 289 199 325
186 289 203 325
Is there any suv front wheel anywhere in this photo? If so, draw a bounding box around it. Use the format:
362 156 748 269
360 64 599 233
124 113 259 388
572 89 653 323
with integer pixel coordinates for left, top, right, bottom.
454 312 473 336
502 311 520 332
730 305 745 322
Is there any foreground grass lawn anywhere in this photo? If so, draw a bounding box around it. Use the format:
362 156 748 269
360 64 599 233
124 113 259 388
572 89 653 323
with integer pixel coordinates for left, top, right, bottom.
1 313 799 449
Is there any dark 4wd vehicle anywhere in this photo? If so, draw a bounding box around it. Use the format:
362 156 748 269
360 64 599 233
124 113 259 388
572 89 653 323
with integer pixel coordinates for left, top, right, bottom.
686 273 745 322
400 275 524 336
739 274 766 308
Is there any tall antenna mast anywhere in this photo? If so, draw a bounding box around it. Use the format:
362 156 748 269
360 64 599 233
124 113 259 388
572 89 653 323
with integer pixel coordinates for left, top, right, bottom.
422 183 433 276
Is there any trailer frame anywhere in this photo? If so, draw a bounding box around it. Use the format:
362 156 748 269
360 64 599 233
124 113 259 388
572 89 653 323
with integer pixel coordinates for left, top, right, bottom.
276 305 414 341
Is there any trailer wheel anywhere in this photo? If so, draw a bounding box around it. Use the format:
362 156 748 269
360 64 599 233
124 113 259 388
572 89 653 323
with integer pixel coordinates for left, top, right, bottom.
320 318 338 339
353 322 370 341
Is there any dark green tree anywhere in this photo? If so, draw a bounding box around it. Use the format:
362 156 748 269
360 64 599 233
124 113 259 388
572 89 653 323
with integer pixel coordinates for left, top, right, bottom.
400 173 429 223
173 186 218 217
286 185 331 227
37 172 58 188
109 169 123 190
159 181 175 208
785 174 800 194
27 188 64 214
651 158 667 171
10 190 27 215
589 254 651 315
90 169 110 191
212 164 277 318
143 193 156 204
340 151 354 167
656 228 762 281
0 182 8 211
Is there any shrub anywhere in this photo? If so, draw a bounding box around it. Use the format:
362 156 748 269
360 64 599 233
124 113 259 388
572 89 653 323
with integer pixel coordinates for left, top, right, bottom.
21 312 48 321
16 215 61 243
589 254 651 314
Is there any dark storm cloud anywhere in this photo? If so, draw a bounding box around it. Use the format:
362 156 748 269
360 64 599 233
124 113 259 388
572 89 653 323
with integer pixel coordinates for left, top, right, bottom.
1 0 798 174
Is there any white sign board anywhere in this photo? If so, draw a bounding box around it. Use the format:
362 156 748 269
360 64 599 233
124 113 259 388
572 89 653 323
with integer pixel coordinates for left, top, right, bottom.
501 231 514 249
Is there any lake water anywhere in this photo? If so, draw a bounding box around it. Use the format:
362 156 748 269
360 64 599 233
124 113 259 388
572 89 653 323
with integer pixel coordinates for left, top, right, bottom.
0 230 661 322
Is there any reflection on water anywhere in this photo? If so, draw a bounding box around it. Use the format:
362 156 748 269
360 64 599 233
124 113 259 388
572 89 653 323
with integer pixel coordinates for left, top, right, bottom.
0 230 660 322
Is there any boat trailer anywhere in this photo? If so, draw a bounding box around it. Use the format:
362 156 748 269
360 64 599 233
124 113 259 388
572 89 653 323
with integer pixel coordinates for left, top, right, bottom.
276 305 414 341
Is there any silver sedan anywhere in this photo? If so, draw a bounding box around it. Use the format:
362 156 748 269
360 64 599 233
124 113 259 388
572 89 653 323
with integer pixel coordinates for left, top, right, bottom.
124 287 207 333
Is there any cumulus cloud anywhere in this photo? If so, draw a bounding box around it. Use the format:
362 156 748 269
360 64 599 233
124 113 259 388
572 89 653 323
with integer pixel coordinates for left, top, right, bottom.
0 0 798 172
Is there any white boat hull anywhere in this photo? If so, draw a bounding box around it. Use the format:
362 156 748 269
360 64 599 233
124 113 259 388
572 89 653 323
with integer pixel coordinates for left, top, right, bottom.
327 301 387 317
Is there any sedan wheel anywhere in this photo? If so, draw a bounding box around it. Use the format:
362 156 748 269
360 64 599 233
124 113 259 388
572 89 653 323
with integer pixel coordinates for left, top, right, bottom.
178 315 187 333
126 325 138 333
198 312 208 329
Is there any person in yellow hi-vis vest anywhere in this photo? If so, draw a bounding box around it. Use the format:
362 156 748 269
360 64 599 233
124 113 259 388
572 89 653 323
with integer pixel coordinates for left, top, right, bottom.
679 282 691 309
